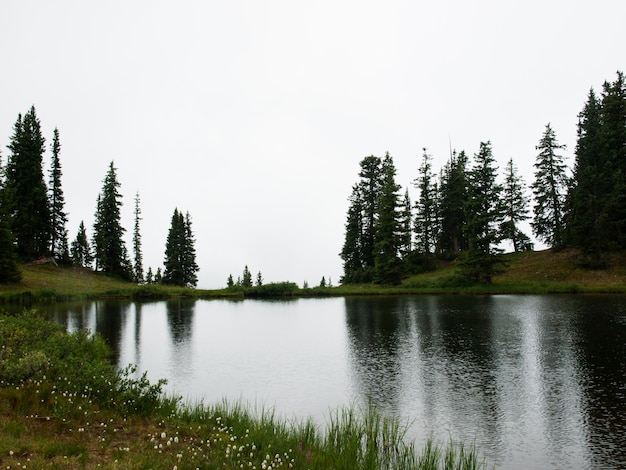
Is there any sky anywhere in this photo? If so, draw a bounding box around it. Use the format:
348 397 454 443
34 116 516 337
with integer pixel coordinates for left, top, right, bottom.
1 1 625 289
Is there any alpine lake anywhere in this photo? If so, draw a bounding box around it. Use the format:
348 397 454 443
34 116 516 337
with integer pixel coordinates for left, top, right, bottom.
21 294 626 469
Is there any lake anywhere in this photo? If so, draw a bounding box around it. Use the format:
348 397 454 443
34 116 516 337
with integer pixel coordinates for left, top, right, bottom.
34 295 626 469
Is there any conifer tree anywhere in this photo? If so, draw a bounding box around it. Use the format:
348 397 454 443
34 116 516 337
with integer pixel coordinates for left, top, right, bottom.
438 150 469 254
531 123 568 248
242 265 252 288
48 127 70 263
227 274 234 288
501 158 532 252
5 106 51 259
256 271 263 286
92 162 132 279
413 149 438 255
398 189 413 260
357 155 383 277
462 142 504 283
373 152 403 284
0 213 21 283
162 209 199 287
132 192 144 283
0 155 21 282
146 267 154 284
70 221 93 268
340 185 364 283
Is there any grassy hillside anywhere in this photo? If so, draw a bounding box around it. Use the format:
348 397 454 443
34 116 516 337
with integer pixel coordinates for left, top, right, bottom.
0 261 235 302
1 249 626 302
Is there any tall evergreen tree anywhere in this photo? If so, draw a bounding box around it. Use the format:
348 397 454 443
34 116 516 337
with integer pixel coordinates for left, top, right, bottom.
132 192 144 283
566 89 603 256
358 155 383 277
48 127 70 263
340 185 364 284
162 208 199 287
5 106 51 259
462 142 504 283
413 149 438 255
182 211 199 287
92 162 131 279
531 123 568 248
70 221 93 268
501 158 532 252
398 189 413 260
373 152 403 284
438 150 469 254
0 154 21 282
241 265 252 288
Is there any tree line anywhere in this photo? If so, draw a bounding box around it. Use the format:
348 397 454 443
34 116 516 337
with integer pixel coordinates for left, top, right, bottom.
341 71 626 285
0 107 199 287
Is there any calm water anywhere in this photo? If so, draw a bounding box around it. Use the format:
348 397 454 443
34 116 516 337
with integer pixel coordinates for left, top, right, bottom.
36 295 626 469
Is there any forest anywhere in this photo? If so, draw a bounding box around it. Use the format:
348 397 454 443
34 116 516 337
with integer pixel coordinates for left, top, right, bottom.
340 71 626 285
0 71 624 289
0 110 199 287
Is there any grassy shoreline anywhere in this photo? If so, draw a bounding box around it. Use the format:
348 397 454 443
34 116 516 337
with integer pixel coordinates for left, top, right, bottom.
1 249 625 304
0 310 489 469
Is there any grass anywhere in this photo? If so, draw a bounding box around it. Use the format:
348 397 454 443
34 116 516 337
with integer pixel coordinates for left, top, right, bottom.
0 310 491 469
1 248 625 305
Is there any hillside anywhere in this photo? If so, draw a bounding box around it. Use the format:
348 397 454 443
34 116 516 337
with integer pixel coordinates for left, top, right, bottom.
1 249 626 302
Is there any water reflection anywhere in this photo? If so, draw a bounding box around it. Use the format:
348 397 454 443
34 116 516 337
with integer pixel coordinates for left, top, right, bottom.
30 295 626 469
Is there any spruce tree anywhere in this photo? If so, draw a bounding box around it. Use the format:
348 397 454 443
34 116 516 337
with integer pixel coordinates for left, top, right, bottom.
5 106 51 259
462 142 504 283
398 189 413 260
373 152 403 285
340 185 364 283
256 271 263 286
413 149 438 255
163 209 185 286
357 155 383 278
162 209 199 287
242 265 252 288
438 150 469 254
501 158 532 252
92 162 132 279
0 213 21 283
48 127 70 263
182 212 199 287
70 221 93 268
132 192 144 283
531 123 568 248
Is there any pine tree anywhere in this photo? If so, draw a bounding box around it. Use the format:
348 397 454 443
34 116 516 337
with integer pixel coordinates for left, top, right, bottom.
358 155 383 277
48 127 69 262
70 221 93 267
373 152 403 285
242 265 252 288
438 150 469 254
227 274 234 288
319 276 326 288
154 267 162 283
0 213 21 283
398 189 413 260
256 271 263 286
413 149 438 255
340 185 364 283
146 267 154 284
132 192 144 283
462 142 504 283
0 153 21 282
531 123 568 248
92 162 132 279
162 209 199 287
5 106 51 259
501 158 532 252
182 212 199 287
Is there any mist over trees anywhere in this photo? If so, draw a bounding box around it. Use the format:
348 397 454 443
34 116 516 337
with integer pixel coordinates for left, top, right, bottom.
340 71 626 285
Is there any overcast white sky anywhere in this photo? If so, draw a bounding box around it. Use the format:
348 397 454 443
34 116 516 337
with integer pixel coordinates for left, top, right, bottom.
1 1 624 288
